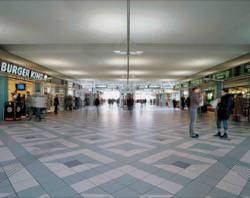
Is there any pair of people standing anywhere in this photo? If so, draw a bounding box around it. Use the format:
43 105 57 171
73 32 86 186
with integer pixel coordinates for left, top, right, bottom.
189 87 232 139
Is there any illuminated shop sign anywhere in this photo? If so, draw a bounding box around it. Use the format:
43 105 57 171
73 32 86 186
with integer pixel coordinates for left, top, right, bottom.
212 70 230 80
181 83 189 89
190 78 202 86
244 63 250 73
0 61 46 80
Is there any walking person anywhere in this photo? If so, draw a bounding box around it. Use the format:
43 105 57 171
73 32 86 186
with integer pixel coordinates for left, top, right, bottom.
189 87 202 138
94 95 100 114
214 88 233 139
127 94 134 114
25 91 33 120
186 97 191 109
181 96 186 110
233 93 244 121
84 94 90 116
54 95 60 114
172 99 177 109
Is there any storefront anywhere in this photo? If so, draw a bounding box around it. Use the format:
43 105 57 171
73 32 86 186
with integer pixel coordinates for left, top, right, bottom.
1 60 46 97
8 78 35 101
0 60 48 121
42 79 67 112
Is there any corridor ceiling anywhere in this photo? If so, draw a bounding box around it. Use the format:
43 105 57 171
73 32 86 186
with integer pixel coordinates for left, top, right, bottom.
0 0 250 83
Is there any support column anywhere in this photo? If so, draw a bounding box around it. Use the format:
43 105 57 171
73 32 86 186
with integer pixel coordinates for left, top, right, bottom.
35 82 42 94
0 76 8 121
215 82 222 98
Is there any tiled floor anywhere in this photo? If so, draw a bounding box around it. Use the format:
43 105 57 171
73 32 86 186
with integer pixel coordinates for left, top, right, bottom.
0 105 250 198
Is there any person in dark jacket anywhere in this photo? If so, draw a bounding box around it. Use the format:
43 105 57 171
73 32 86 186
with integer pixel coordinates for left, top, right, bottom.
15 93 21 103
189 87 202 138
94 95 100 113
172 99 177 109
127 94 134 111
181 96 186 110
214 88 233 139
54 95 60 114
186 97 191 109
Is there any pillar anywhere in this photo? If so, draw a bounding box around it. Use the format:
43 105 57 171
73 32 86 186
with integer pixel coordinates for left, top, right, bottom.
35 82 42 94
0 76 8 121
215 82 222 98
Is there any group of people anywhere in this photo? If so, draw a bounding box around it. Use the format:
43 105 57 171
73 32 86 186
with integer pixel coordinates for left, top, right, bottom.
11 90 61 117
189 87 233 139
172 97 191 110
11 91 33 120
180 96 191 110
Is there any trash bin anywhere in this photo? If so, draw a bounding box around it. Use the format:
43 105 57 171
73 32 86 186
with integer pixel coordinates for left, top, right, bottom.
4 102 14 121
14 102 22 121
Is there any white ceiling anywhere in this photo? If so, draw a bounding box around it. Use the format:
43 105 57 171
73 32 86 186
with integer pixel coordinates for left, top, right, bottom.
0 0 250 82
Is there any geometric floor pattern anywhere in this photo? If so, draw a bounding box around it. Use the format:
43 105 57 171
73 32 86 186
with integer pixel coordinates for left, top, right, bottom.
0 105 250 198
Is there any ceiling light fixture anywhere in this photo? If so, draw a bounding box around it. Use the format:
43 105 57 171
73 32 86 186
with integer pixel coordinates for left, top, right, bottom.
113 50 144 55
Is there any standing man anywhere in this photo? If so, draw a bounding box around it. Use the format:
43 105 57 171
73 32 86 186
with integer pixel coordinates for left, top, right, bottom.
54 95 60 114
189 87 202 138
214 88 233 139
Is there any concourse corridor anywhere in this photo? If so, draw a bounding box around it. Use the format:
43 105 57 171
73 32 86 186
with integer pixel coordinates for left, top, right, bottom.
0 108 250 198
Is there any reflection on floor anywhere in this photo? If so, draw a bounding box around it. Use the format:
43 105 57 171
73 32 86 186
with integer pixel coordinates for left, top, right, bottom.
0 105 250 198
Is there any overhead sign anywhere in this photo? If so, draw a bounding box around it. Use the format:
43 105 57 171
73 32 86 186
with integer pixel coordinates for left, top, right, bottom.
96 84 107 88
162 83 174 89
149 85 161 89
0 61 46 80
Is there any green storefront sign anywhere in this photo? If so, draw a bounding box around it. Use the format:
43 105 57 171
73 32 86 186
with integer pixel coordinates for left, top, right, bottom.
182 82 189 89
212 70 230 80
244 63 250 73
175 84 181 89
190 78 202 86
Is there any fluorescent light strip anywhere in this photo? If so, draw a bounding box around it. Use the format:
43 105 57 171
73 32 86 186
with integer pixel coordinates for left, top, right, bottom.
113 50 144 55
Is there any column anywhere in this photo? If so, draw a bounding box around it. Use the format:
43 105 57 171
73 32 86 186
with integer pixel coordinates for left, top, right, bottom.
0 76 8 121
215 82 222 98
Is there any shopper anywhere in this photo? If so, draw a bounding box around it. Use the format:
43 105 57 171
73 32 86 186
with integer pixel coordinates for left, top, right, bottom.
186 97 191 109
172 99 177 109
233 93 244 121
54 95 60 114
25 91 33 120
15 93 21 103
189 87 202 138
181 96 186 110
127 94 134 111
94 95 100 113
214 88 233 139
21 94 26 117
